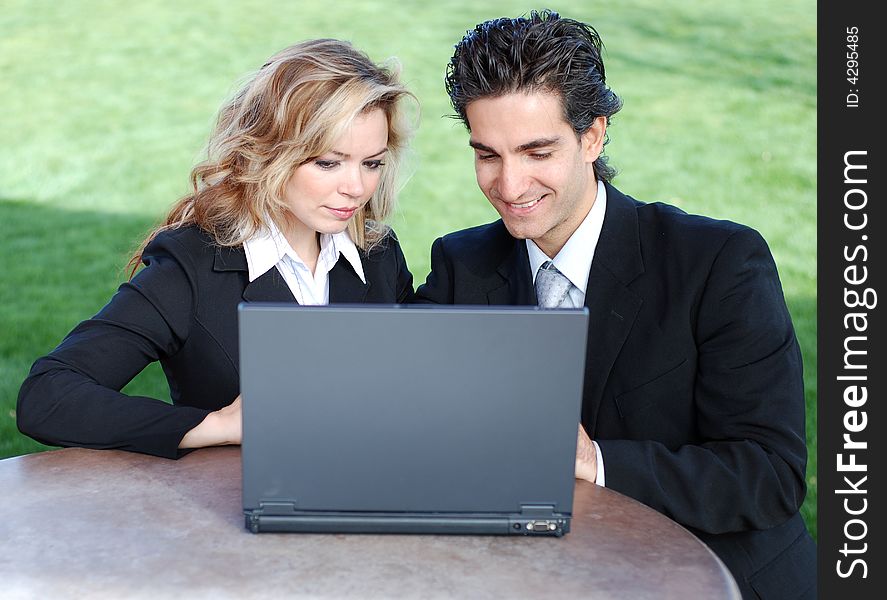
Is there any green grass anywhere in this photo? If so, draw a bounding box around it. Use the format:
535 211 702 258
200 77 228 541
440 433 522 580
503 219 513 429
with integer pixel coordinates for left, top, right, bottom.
0 1 816 537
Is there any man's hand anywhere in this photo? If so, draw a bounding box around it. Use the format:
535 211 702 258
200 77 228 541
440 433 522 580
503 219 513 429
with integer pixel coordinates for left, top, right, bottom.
179 395 242 449
575 424 597 483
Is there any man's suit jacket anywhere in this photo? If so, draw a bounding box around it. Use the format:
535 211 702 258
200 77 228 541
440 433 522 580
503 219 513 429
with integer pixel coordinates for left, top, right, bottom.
414 183 815 599
18 225 413 459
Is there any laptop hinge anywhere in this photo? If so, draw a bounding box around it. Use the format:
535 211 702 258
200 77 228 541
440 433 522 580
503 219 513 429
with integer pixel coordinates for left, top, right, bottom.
519 504 556 518
258 501 298 516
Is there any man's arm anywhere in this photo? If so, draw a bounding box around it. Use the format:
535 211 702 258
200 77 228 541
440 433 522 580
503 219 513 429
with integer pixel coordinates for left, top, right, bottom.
413 237 454 304
595 228 808 534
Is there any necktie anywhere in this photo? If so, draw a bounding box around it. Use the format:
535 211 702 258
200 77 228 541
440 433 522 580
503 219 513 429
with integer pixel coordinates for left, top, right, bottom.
535 261 573 308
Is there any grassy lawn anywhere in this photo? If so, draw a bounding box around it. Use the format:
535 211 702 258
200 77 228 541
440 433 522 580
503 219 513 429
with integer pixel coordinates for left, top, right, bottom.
0 1 816 536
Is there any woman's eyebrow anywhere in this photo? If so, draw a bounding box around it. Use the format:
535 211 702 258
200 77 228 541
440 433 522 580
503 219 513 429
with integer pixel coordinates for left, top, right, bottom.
327 148 388 159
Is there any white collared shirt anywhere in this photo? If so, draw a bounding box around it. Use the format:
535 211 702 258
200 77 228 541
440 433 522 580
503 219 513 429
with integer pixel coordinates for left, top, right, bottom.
243 221 366 305
526 179 608 487
526 179 607 306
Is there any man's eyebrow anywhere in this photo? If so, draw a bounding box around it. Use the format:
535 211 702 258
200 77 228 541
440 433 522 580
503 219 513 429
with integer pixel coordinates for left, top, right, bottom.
516 137 561 152
468 140 496 154
468 138 562 154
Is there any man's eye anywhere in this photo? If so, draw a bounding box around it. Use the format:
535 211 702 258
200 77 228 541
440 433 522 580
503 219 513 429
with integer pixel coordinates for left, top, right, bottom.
530 152 552 160
477 154 497 161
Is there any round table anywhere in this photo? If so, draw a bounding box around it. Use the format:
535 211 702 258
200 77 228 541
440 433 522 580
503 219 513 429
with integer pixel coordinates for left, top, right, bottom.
0 447 739 599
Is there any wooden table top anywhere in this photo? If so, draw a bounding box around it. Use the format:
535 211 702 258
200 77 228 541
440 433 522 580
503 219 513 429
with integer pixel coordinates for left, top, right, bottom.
0 446 739 599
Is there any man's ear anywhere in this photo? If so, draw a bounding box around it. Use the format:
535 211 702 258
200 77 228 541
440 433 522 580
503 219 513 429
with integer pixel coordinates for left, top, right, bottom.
581 116 607 163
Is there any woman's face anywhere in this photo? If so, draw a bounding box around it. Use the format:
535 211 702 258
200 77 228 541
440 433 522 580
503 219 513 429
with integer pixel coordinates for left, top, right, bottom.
283 109 389 239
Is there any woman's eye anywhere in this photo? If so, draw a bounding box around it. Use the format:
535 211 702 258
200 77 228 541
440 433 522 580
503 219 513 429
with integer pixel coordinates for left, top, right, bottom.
363 160 385 170
315 160 339 170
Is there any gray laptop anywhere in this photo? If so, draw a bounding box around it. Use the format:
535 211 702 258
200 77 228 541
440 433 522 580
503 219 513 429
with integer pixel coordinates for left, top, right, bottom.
239 304 588 536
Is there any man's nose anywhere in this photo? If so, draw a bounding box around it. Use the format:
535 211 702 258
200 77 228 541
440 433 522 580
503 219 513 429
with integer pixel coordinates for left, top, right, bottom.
495 160 529 202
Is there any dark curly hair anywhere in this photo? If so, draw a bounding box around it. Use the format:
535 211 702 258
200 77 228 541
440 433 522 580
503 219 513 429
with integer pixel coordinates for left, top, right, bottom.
446 9 622 182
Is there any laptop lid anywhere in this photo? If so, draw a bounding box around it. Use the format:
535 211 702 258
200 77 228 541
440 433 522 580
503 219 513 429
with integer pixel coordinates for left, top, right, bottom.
239 304 588 534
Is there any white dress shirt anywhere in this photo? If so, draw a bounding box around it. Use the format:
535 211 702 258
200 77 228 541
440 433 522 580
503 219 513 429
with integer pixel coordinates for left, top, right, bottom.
243 220 366 305
527 179 608 486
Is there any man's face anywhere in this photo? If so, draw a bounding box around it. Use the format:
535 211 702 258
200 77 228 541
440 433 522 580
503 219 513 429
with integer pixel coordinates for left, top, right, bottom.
465 92 604 258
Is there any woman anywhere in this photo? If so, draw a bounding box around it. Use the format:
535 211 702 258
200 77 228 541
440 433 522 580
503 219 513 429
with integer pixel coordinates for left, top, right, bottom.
17 39 415 458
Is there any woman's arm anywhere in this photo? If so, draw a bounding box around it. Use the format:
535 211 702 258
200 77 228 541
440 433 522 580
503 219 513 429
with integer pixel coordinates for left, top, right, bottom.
17 231 228 458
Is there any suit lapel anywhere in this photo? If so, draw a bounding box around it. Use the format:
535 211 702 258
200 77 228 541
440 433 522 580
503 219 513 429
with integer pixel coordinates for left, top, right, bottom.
214 243 369 303
489 239 535 305
581 184 645 433
213 244 297 303
242 268 298 303
329 255 370 303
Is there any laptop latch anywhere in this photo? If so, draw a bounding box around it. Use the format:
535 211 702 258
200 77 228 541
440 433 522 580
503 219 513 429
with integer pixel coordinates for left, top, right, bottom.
258 501 298 516
519 504 556 518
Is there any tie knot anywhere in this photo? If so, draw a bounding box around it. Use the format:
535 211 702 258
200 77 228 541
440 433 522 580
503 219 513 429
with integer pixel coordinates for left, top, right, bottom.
535 261 573 308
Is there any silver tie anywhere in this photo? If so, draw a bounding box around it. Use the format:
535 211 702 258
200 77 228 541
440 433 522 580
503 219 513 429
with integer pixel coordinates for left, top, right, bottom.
535 261 573 308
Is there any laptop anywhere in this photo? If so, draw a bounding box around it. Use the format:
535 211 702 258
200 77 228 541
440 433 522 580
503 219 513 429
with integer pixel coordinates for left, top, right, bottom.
239 304 588 536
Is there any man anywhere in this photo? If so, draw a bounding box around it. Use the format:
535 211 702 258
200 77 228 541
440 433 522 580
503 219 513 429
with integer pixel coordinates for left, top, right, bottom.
415 10 815 599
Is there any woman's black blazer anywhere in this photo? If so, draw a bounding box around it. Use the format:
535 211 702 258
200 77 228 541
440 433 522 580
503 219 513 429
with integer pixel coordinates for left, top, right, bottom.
17 225 414 458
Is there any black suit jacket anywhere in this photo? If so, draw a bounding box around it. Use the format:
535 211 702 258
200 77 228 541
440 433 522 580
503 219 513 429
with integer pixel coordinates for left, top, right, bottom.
18 225 413 459
414 184 815 599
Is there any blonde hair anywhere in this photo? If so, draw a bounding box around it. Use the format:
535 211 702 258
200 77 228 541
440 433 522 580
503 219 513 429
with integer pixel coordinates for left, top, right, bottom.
130 39 413 274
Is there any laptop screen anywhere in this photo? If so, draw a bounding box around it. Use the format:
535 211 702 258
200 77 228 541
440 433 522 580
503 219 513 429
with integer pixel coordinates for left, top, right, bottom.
240 305 587 520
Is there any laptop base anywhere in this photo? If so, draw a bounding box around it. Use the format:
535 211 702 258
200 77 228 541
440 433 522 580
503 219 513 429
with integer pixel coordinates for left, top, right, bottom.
245 511 570 536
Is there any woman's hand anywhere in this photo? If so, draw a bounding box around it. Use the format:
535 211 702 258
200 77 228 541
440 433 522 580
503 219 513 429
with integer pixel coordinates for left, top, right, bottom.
178 395 242 449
